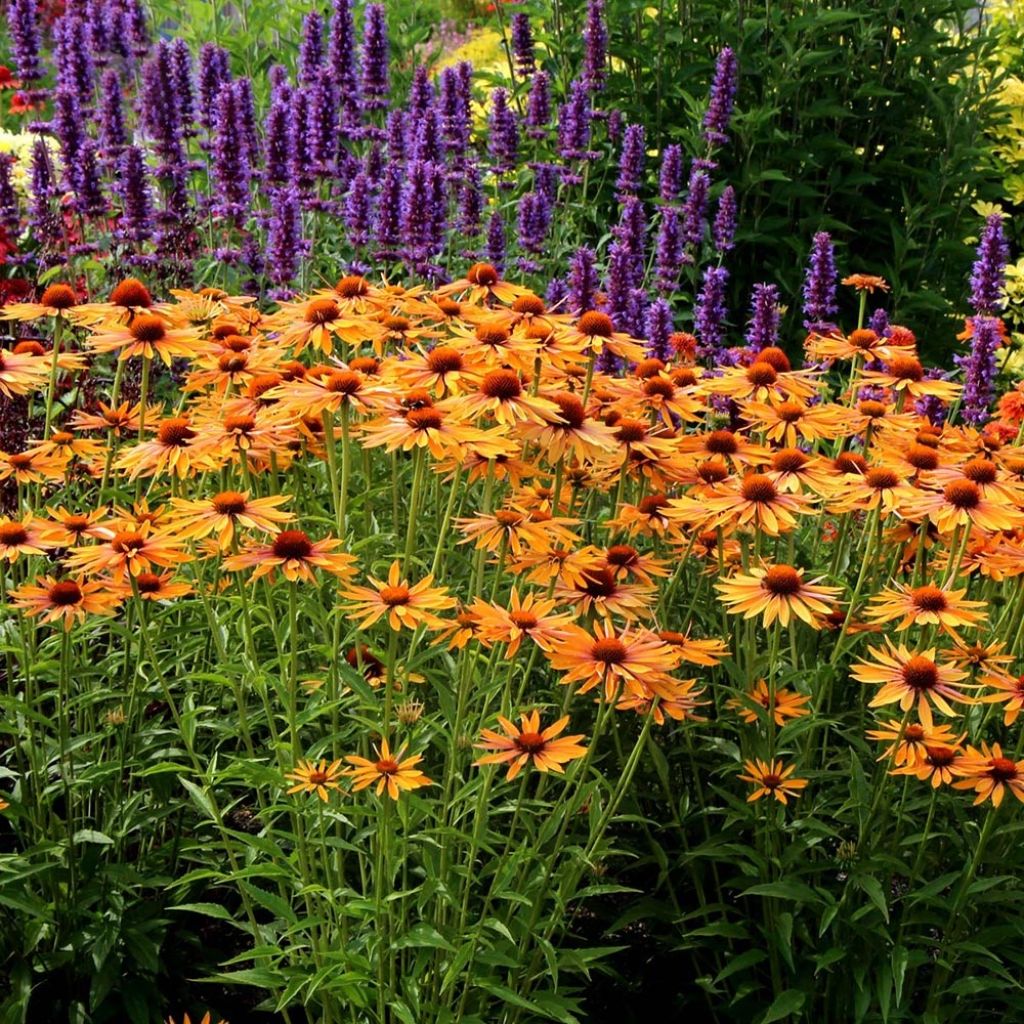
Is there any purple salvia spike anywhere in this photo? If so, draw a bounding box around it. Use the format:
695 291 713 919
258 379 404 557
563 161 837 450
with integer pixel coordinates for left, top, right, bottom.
266 185 305 292
9 0 45 84
0 157 20 236
345 171 373 247
299 10 326 86
659 144 683 203
115 145 153 246
616 123 645 199
486 210 506 273
210 84 251 225
655 207 684 294
583 0 608 92
695 265 730 360
969 214 1009 316
197 43 231 136
169 38 197 137
510 13 534 78
374 161 402 251
263 101 291 186
97 68 127 163
567 246 599 314
645 298 674 361
713 185 737 253
802 230 839 330
681 163 710 248
526 70 551 139
361 4 390 111
329 0 359 92
703 47 738 148
456 162 483 237
744 283 781 353
958 316 1001 427
488 88 519 181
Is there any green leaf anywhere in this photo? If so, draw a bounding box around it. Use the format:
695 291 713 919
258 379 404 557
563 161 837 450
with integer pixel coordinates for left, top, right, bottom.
760 989 806 1023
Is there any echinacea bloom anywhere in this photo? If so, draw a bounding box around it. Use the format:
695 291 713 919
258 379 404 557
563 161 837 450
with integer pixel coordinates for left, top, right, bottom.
914 479 1024 535
131 571 194 602
469 589 576 656
359 403 507 460
0 347 48 397
0 449 66 484
456 506 577 557
115 417 215 480
701 360 819 403
518 391 617 461
952 743 1024 807
342 561 456 631
738 758 808 805
842 273 890 293
851 641 974 729
9 576 122 630
437 262 530 305
715 564 841 628
69 400 161 436
554 565 656 622
285 758 344 801
727 678 812 726
740 398 852 447
345 739 433 800
447 369 562 427
87 313 203 364
64 527 192 581
692 474 817 536
0 283 79 322
865 719 961 767
169 491 293 550
267 295 381 355
865 581 986 636
616 679 710 724
223 529 357 583
547 622 681 702
474 711 587 781
0 517 53 561
980 673 1024 725
806 327 911 364
657 631 729 667
38 506 112 546
859 354 962 402
563 311 645 362
893 744 962 787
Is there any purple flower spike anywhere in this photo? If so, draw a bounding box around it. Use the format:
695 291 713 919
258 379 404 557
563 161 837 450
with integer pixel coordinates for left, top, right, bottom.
645 298 674 361
802 231 839 330
583 0 608 92
488 88 519 180
300 10 325 86
329 0 359 92
486 210 506 273
745 283 781 353
526 70 552 139
266 186 305 290
681 164 711 248
511 14 535 78
9 0 45 84
616 124 645 199
970 214 1009 316
568 246 599 315
703 47 738 147
115 146 154 246
656 207 684 294
958 316 1001 426
659 144 683 203
695 266 730 360
713 186 737 253
361 4 390 111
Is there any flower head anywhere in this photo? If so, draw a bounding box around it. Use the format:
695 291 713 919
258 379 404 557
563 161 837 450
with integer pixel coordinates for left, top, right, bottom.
474 711 587 781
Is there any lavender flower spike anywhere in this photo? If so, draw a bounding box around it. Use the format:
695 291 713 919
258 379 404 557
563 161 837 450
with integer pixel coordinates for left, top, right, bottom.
695 266 730 360
713 186 737 253
645 298 674 362
583 0 608 92
361 4 390 111
970 213 1009 316
616 124 645 199
802 231 839 330
958 316 1001 427
745 283 781 353
703 46 738 147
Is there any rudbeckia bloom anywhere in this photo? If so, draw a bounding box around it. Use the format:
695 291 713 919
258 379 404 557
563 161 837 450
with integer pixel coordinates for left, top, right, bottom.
952 744 1024 806
130 571 194 602
468 589 575 656
915 479 1024 535
851 641 974 728
701 360 819 403
223 529 356 583
342 561 456 631
0 346 49 397
9 576 122 630
114 417 214 480
715 563 841 628
554 565 656 622
865 581 986 636
0 517 53 561
474 711 587 781
727 678 812 725
0 282 79 322
859 354 961 402
865 719 961 767
518 392 617 462
38 506 112 546
437 262 531 304
547 622 681 702
980 672 1024 725
616 679 710 724
65 527 192 581
169 491 293 550
359 403 507 461
266 295 381 355
447 369 562 427
738 758 808 805
740 398 852 446
456 505 578 557
285 758 344 801
87 313 203 364
563 311 645 362
345 739 432 800
695 473 817 536
893 744 962 787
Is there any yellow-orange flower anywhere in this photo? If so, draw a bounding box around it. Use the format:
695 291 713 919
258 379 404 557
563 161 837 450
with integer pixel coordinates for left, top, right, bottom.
223 529 356 583
169 491 293 549
865 719 961 767
716 564 841 628
345 739 432 799
285 758 344 801
951 743 1024 807
468 589 575 656
727 678 812 726
9 575 122 630
474 711 587 781
864 581 986 636
342 561 455 631
738 758 808 805
64 527 192 581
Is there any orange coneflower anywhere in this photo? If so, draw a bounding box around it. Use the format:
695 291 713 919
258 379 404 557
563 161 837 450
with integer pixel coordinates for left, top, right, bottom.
865 581 986 636
9 575 122 630
923 457 1024 506
359 402 507 461
715 563 841 628
0 283 79 322
979 672 1024 726
859 354 961 402
949 637 1014 674
616 679 710 724
676 428 771 469
701 360 819 403
38 506 112 546
0 517 53 561
345 739 432 799
469 589 575 656
547 622 681 702
829 465 913 517
265 295 381 355
433 607 484 651
474 711 587 781
446 369 562 427
696 474 817 536
555 565 655 622
456 505 578 557
915 479 1024 535
285 758 344 801
25 430 105 464
270 368 385 419
64 526 192 581
69 400 161 436
609 493 685 539
130 571 193 602
168 491 293 550
342 560 455 631
764 448 836 496
387 344 482 396
87 313 203 364
842 273 890 293
807 327 910 364
865 719 961 767
562 311 645 363
951 743 1024 806
851 640 974 728
738 758 808 805
223 529 356 583
0 346 49 397
71 277 155 326
601 544 670 585
518 391 617 462
508 544 603 589
0 449 66 484
114 417 215 480
893 744 963 787
740 398 852 447
727 678 811 726
657 631 729 666
437 262 531 305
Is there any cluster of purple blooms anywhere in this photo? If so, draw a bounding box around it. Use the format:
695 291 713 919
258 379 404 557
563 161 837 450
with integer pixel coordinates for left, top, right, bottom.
1 0 1009 415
